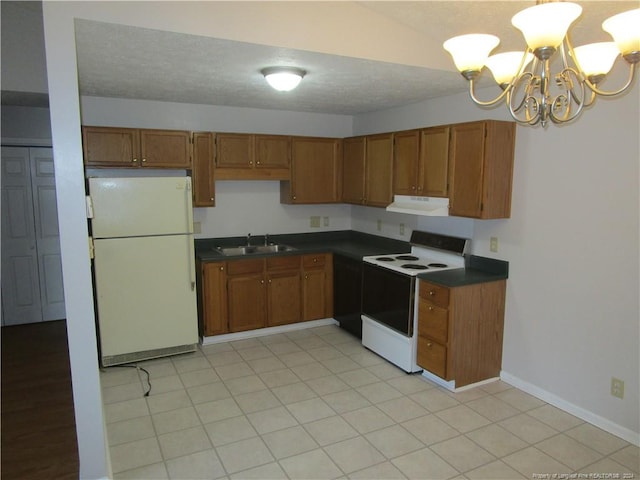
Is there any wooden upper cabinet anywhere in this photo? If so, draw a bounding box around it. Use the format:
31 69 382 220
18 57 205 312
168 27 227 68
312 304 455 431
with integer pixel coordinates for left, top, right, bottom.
364 133 394 207
216 133 253 169
342 136 366 204
393 127 449 197
82 126 190 168
281 137 342 204
255 135 290 169
216 133 290 179
420 126 450 197
449 120 515 219
139 129 191 168
192 132 215 207
393 129 420 196
82 127 140 167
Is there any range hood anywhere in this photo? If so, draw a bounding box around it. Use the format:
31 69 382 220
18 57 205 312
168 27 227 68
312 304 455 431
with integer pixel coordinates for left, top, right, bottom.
385 195 449 217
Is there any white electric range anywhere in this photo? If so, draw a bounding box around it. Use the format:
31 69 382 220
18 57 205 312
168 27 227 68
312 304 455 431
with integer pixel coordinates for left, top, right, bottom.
361 231 468 372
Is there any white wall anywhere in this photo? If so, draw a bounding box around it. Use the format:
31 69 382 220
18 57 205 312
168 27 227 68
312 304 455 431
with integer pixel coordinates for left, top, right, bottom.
1 106 52 144
353 84 640 443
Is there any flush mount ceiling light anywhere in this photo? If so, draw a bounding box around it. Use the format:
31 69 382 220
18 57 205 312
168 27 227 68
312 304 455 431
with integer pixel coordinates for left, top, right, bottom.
443 2 639 127
261 67 306 92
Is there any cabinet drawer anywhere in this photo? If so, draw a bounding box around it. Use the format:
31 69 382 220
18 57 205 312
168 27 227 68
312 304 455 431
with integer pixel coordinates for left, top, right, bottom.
418 300 448 344
267 255 300 271
226 258 264 275
303 254 326 268
417 335 447 379
419 281 449 308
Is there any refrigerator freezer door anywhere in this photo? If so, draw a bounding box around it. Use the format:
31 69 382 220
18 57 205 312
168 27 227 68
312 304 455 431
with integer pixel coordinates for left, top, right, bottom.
93 234 198 361
89 177 193 238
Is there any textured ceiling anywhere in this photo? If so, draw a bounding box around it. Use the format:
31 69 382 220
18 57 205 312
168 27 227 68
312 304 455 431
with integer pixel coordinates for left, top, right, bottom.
69 1 640 115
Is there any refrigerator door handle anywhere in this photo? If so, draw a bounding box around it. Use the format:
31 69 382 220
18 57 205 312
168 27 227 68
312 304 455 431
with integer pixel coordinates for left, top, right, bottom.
187 234 196 291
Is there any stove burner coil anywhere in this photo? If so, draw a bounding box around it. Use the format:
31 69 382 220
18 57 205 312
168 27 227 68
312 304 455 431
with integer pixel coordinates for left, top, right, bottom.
396 255 419 261
401 264 428 270
375 257 395 262
428 263 448 268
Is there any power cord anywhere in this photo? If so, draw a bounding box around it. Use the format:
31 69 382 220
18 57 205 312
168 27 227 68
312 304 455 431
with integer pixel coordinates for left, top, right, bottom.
107 364 152 397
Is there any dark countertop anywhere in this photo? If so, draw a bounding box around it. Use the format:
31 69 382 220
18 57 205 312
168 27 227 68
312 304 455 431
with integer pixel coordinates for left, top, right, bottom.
418 255 509 287
195 230 411 262
196 231 509 286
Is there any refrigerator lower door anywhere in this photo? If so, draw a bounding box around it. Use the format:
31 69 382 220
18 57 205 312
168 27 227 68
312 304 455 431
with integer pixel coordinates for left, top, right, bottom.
93 234 198 366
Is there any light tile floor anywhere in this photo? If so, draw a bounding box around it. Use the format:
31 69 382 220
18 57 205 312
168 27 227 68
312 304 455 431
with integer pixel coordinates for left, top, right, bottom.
101 324 639 479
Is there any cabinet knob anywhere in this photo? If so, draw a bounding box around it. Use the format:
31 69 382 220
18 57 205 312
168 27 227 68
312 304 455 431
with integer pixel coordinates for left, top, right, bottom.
429 291 435 296
210 197 214 201
313 258 318 263
305 274 309 280
220 266 224 271
256 161 260 165
417 186 422 191
132 158 138 163
411 186 416 191
293 196 297 200
142 158 147 163
427 342 433 347
249 161 253 165
260 279 264 284
428 306 434 311
268 279 272 284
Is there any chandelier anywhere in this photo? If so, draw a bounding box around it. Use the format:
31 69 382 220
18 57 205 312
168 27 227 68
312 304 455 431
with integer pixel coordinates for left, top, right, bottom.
442 2 639 127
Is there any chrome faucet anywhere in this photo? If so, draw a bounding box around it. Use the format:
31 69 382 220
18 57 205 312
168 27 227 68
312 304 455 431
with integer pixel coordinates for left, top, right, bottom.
246 233 251 246
264 233 269 246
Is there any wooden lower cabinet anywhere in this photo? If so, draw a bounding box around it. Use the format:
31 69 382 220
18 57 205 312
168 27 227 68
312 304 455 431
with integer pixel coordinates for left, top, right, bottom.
227 259 267 332
197 261 228 336
198 253 333 337
266 256 302 327
302 254 333 321
417 279 506 387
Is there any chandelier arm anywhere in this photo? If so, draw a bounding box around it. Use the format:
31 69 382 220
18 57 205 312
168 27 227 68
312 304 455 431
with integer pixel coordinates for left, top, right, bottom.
468 79 510 106
583 63 637 97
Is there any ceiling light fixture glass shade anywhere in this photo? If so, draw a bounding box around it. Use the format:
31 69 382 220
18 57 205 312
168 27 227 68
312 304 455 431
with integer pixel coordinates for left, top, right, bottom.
442 2 640 127
261 67 306 92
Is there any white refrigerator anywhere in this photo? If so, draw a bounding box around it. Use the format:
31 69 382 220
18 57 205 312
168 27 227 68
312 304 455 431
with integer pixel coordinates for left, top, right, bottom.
88 176 198 366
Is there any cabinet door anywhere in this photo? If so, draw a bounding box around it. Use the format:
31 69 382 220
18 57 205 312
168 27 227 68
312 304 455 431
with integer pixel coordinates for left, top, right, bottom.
82 126 140 167
201 262 227 336
448 122 485 218
267 270 302 326
139 129 191 168
302 254 333 321
364 133 393 207
192 132 215 207
216 133 254 169
228 272 266 332
393 130 420 195
286 137 341 203
255 135 290 169
419 126 450 197
342 136 366 204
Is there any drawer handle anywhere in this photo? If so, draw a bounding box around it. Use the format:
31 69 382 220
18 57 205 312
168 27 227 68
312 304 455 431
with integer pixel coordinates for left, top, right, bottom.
427 342 433 347
429 290 435 296
428 306 434 311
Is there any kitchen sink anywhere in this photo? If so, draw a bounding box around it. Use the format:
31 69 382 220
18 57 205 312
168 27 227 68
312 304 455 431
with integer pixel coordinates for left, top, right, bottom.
214 244 297 256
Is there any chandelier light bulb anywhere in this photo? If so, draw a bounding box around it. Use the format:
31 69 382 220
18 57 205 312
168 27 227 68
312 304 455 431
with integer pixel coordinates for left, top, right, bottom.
261 67 306 92
572 42 620 78
443 34 499 77
602 8 640 62
511 2 582 52
485 51 533 86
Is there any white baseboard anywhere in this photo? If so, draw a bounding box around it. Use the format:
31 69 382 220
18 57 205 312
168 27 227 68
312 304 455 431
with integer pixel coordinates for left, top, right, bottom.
201 318 338 346
501 371 640 446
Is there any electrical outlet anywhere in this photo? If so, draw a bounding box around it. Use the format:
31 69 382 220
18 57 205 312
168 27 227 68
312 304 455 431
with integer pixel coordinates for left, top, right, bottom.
399 223 405 235
310 216 321 228
377 219 382 231
490 237 498 252
611 377 625 399
193 221 202 234
323 216 329 227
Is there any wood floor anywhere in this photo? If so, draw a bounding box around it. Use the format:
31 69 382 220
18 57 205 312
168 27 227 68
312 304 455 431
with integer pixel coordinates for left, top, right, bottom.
1 320 79 479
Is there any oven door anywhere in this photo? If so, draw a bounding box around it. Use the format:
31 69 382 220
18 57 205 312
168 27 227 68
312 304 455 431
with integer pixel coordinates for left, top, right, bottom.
361 262 415 336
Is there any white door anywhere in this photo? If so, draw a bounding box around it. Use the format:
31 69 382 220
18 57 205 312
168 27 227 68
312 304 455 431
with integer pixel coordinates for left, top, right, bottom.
30 148 66 321
1 146 65 325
